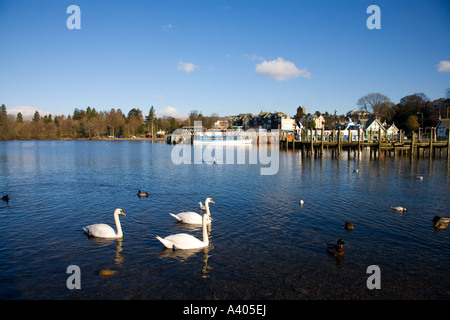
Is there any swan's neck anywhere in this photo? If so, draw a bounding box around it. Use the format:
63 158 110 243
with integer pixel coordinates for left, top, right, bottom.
202 212 209 245
114 213 123 237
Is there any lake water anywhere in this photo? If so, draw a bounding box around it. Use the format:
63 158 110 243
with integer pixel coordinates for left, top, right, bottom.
0 140 449 300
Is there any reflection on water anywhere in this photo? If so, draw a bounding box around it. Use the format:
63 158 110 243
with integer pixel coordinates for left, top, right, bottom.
0 141 449 299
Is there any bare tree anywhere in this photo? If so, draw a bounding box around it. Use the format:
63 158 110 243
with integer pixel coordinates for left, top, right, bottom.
357 93 391 116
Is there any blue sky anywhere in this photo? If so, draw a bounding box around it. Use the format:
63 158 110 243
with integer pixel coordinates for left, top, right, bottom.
0 0 449 119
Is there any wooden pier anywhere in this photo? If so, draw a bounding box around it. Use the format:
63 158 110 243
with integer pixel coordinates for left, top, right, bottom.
280 127 450 159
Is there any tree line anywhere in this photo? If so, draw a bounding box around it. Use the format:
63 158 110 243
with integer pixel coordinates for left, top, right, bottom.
1 89 449 140
355 91 447 132
294 89 450 133
0 105 222 140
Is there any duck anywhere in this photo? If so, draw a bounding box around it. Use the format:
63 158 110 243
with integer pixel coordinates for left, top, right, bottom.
344 221 354 230
2 195 9 202
416 176 424 180
434 222 447 230
299 199 304 206
83 208 126 239
169 198 214 225
138 190 149 198
327 239 345 257
391 206 407 212
156 209 211 250
432 216 450 224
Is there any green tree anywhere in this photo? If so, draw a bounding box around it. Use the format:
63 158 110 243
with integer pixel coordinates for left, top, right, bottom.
32 111 41 123
73 108 85 120
0 104 9 140
405 115 420 133
126 108 144 137
146 106 156 136
170 117 177 132
394 93 436 130
86 106 98 120
43 114 53 123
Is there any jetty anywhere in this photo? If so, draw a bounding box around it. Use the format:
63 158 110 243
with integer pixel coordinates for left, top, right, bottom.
280 127 450 159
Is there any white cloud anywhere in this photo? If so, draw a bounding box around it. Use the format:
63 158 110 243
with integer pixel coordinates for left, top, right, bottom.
245 53 264 61
7 106 57 120
437 60 450 72
162 23 173 31
155 94 165 101
155 106 188 119
177 61 198 73
255 57 311 81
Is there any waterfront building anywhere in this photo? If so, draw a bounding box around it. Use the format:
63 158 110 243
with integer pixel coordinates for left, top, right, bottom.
436 118 450 140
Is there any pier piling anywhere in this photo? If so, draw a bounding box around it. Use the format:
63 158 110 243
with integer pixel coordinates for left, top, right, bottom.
279 128 449 159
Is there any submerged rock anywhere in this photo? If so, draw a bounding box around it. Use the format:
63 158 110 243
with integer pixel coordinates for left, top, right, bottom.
99 269 116 277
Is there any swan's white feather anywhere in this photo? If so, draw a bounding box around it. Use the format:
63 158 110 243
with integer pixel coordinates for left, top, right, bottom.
84 224 118 238
83 208 124 239
169 211 211 224
156 234 205 250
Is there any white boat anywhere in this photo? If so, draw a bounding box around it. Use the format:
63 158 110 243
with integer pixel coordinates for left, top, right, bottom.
193 131 252 145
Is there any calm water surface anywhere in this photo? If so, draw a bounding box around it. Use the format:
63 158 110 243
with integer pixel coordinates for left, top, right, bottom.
0 140 449 299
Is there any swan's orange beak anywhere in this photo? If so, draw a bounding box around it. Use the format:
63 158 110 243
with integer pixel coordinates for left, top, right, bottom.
121 211 126 216
210 199 215 204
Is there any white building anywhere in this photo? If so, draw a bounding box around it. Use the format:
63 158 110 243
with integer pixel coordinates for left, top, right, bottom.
300 113 325 129
436 119 450 140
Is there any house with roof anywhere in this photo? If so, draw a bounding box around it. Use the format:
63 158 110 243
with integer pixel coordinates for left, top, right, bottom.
300 113 325 129
229 113 253 130
383 122 399 140
229 111 299 132
436 118 450 140
336 118 365 141
364 118 386 140
346 109 368 119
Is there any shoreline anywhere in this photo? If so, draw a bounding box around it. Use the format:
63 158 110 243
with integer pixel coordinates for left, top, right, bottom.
0 137 167 142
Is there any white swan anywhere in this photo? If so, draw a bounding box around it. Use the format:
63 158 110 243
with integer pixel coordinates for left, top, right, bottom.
199 202 206 211
391 206 407 212
83 208 126 239
156 209 211 250
169 198 214 224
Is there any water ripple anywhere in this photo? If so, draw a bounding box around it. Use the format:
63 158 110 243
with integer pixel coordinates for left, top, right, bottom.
0 141 449 299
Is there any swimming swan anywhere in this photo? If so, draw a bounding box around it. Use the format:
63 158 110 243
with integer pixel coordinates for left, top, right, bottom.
169 198 214 224
199 202 206 211
156 209 212 250
83 208 126 239
391 206 407 212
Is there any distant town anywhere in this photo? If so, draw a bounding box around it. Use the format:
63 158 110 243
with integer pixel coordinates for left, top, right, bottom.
1 90 449 141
